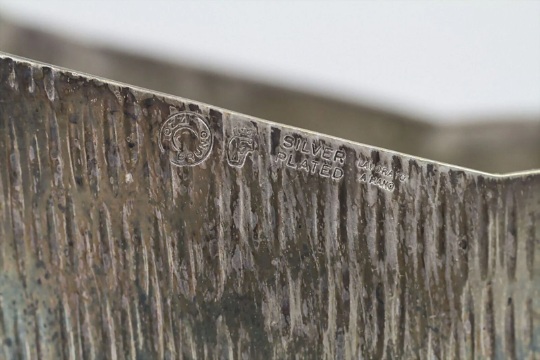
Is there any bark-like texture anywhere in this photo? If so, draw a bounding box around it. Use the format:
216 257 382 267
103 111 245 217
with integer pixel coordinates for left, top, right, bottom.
0 54 539 359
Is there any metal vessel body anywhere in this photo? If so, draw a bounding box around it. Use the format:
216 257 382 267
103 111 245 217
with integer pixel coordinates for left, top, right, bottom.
0 54 539 359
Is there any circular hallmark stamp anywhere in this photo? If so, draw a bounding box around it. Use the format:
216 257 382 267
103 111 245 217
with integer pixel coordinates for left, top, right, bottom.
158 111 213 167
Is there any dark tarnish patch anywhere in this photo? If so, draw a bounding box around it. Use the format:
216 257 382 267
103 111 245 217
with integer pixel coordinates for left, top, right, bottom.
270 127 281 156
376 190 386 263
144 97 155 108
436 174 447 259
338 172 348 247
375 282 385 358
526 212 535 279
505 297 516 360
392 154 403 172
478 190 490 281
209 108 223 123
370 149 380 164
506 189 518 282
426 163 436 177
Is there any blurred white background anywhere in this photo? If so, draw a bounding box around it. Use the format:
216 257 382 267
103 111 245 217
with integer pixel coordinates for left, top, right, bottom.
0 0 539 123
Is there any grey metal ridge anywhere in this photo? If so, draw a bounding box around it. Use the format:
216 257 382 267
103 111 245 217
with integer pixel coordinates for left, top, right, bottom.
2 51 538 179
0 52 539 359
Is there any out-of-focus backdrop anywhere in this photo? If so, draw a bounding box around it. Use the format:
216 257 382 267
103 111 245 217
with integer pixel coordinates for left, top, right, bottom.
0 1 539 173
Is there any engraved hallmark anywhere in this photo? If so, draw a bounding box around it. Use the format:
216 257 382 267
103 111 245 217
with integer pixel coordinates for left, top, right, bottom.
159 111 213 167
357 159 408 192
227 126 258 168
275 134 346 180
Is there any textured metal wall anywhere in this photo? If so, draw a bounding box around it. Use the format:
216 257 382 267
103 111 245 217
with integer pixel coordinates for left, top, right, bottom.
0 54 539 359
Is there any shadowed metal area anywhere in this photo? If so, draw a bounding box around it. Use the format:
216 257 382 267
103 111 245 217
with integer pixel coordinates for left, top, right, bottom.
1 52 540 359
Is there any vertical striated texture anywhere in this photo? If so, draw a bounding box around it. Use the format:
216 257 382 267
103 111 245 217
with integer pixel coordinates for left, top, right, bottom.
0 54 539 359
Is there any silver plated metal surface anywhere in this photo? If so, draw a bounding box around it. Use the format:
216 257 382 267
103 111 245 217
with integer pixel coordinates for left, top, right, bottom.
0 52 539 359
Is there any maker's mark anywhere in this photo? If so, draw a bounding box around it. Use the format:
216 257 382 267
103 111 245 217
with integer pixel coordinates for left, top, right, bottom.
159 111 213 167
227 127 258 168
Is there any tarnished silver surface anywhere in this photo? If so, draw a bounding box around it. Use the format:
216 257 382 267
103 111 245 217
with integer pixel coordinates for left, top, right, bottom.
0 52 539 359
